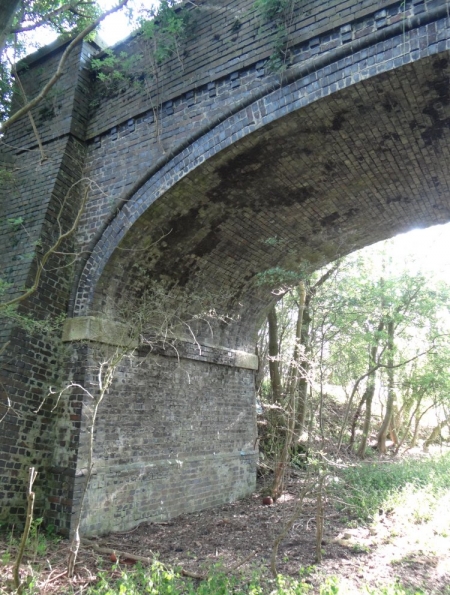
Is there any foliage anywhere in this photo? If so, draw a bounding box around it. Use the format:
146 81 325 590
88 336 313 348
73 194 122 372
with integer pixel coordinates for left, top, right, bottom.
91 48 143 95
0 0 101 121
91 0 191 99
255 266 307 292
11 0 100 37
254 0 299 73
139 0 190 65
333 451 450 522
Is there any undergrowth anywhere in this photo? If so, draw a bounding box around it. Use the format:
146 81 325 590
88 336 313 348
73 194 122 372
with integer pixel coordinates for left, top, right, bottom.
2 456 448 594
85 563 312 595
83 564 421 595
333 451 450 522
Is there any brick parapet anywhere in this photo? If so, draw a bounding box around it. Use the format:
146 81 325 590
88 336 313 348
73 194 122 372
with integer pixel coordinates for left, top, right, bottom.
87 0 410 139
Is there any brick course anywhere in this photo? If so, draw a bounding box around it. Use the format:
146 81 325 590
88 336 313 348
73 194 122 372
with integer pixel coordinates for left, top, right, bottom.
1 0 450 533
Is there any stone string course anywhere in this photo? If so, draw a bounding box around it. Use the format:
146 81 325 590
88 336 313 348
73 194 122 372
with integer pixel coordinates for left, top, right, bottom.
1 0 450 533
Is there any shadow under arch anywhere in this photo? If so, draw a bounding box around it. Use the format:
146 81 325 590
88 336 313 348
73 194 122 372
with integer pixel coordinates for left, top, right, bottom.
74 46 450 351
61 34 450 535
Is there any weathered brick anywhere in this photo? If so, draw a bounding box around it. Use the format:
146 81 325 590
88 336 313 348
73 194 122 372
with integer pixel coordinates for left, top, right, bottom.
1 0 450 534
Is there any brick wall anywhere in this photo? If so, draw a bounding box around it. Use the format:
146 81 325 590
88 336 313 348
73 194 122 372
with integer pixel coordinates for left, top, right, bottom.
69 344 257 536
0 42 96 524
1 0 450 533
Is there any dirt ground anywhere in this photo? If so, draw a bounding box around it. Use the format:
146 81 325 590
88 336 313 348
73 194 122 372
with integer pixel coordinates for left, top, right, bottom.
2 469 449 594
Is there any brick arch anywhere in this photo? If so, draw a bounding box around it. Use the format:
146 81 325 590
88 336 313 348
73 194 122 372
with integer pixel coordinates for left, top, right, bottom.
3 0 450 536
75 41 450 350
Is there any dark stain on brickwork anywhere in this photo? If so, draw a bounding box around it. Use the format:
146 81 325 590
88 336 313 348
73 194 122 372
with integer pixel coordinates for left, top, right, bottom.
320 211 340 228
420 105 450 146
3 0 450 536
331 111 347 131
194 229 222 257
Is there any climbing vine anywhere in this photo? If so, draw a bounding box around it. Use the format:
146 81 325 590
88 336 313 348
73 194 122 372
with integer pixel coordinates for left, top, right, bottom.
91 0 192 99
255 0 299 73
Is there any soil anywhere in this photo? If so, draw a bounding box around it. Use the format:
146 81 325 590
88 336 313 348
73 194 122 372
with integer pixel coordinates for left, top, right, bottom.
1 466 449 594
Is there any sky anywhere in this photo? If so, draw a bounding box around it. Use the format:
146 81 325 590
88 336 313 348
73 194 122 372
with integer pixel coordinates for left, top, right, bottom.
386 223 450 281
20 0 150 52
98 0 148 46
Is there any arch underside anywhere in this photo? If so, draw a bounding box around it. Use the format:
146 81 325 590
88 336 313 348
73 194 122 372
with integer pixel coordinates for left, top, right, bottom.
91 52 450 351
67 45 450 536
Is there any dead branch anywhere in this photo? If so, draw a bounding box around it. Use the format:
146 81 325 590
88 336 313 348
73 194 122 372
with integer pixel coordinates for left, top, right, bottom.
81 538 207 579
13 467 38 594
270 479 313 577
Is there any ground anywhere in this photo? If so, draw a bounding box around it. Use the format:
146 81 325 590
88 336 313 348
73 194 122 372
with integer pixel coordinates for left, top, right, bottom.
1 459 450 594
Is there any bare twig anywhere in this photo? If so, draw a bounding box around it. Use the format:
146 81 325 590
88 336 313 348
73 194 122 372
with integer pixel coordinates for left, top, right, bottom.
315 474 326 563
13 467 38 594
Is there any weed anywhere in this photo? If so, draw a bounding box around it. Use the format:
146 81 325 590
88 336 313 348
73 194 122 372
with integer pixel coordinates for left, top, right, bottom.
319 576 341 595
350 542 370 554
2 550 11 564
85 561 314 594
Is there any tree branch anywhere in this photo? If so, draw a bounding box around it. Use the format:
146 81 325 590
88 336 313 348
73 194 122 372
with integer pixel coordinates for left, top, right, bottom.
1 0 129 134
0 179 90 310
10 2 95 34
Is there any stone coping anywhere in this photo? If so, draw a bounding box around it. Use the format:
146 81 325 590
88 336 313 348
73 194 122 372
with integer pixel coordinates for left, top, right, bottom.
62 316 258 369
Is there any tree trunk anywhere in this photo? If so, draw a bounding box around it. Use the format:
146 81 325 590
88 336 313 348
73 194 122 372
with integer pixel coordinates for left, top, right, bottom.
349 390 367 450
423 417 449 451
356 382 376 457
268 307 283 404
271 282 306 500
296 290 312 435
255 341 268 396
411 411 421 447
377 319 396 453
393 398 421 455
286 281 306 397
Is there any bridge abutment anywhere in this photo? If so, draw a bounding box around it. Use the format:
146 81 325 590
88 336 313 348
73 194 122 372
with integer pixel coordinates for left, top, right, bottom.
1 0 450 533
49 318 258 535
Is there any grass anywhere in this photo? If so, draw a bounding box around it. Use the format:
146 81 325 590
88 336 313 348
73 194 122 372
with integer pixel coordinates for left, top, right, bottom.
327 451 450 595
333 451 450 522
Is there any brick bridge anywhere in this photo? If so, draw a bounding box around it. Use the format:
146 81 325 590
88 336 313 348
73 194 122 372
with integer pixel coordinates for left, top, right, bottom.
1 0 450 535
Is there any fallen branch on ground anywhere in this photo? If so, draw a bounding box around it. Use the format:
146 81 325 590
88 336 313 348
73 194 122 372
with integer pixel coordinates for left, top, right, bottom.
81 538 206 579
